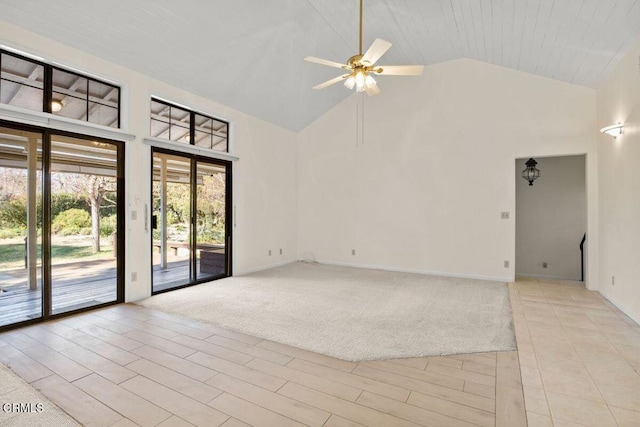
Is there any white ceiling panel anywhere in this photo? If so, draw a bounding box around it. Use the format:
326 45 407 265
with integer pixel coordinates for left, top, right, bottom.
0 0 639 131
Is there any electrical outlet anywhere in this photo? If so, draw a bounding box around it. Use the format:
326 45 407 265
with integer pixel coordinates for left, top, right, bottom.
130 210 137 220
542 262 548 268
131 272 137 282
352 249 356 256
268 250 272 256
501 212 510 219
504 260 509 268
612 276 615 286
279 248 283 255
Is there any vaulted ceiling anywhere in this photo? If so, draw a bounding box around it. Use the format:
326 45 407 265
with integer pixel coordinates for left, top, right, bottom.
1 0 639 131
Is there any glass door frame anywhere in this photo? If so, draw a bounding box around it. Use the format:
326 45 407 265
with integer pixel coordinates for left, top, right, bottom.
0 119 125 332
150 147 232 295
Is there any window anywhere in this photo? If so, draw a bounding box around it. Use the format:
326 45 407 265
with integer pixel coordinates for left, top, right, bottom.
0 53 44 112
150 98 228 152
0 49 120 128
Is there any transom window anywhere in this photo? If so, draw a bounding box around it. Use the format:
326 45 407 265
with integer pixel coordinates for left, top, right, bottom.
150 98 228 152
0 49 120 128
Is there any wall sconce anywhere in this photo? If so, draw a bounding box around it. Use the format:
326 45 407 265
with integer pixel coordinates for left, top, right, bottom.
600 123 623 138
522 158 540 186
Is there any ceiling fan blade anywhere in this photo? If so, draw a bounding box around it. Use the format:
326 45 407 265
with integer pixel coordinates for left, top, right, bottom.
313 74 349 90
361 39 392 65
305 56 346 69
365 85 380 96
375 65 424 76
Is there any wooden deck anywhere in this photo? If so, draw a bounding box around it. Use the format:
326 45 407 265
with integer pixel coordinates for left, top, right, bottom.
2 255 227 328
0 259 118 327
153 257 226 293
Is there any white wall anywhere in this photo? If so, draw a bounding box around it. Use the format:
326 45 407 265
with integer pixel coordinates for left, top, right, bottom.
596 38 640 322
0 21 298 302
515 155 586 280
298 58 597 283
0 21 607 303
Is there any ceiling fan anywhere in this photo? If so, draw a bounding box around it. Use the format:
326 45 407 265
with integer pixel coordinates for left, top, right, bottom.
305 0 424 95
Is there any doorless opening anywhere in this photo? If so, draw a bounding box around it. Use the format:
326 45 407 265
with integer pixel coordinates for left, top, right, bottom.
515 154 587 282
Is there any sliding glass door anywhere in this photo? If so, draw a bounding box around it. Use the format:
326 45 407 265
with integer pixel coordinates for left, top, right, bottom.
50 135 121 314
0 122 123 330
151 149 231 293
0 127 43 327
152 153 192 291
195 160 228 281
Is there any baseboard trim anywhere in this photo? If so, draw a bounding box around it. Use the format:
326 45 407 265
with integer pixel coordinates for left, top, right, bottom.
309 259 512 283
517 273 581 281
598 289 640 326
236 260 295 276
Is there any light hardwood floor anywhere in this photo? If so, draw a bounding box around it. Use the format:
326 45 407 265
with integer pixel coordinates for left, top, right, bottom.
0 277 637 426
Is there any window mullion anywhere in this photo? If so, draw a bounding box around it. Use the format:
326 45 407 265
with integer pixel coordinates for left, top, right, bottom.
85 79 89 123
190 112 195 146
43 64 53 113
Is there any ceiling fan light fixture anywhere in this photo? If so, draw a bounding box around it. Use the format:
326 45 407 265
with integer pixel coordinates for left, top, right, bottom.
344 70 377 92
305 0 423 95
355 71 366 92
365 74 376 88
344 75 356 90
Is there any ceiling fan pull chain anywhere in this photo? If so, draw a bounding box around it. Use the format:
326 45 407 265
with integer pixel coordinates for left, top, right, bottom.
355 93 365 147
362 94 365 145
356 94 360 148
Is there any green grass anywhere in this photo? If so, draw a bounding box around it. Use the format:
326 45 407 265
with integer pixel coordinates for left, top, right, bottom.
0 242 114 271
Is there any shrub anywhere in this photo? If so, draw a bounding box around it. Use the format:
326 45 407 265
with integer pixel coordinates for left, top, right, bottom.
50 193 87 218
0 227 26 239
0 197 27 228
100 214 117 237
197 227 225 244
52 208 91 235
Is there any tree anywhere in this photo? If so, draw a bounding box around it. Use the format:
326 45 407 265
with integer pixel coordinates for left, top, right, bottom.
0 167 27 199
196 173 226 243
55 174 116 253
0 168 27 229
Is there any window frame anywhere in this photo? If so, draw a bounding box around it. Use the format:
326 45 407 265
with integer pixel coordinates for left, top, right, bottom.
150 97 229 153
0 49 121 128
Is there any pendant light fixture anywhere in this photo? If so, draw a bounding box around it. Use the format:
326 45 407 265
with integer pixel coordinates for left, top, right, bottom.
522 158 540 186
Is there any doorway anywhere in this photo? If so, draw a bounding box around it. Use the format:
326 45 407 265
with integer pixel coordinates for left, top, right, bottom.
0 122 124 329
515 155 586 281
151 148 231 293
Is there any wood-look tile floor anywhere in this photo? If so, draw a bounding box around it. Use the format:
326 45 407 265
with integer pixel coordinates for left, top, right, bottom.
0 303 525 427
3 277 639 427
511 278 640 427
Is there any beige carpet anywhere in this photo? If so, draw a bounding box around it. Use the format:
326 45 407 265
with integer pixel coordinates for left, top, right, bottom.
139 262 516 361
0 363 79 427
